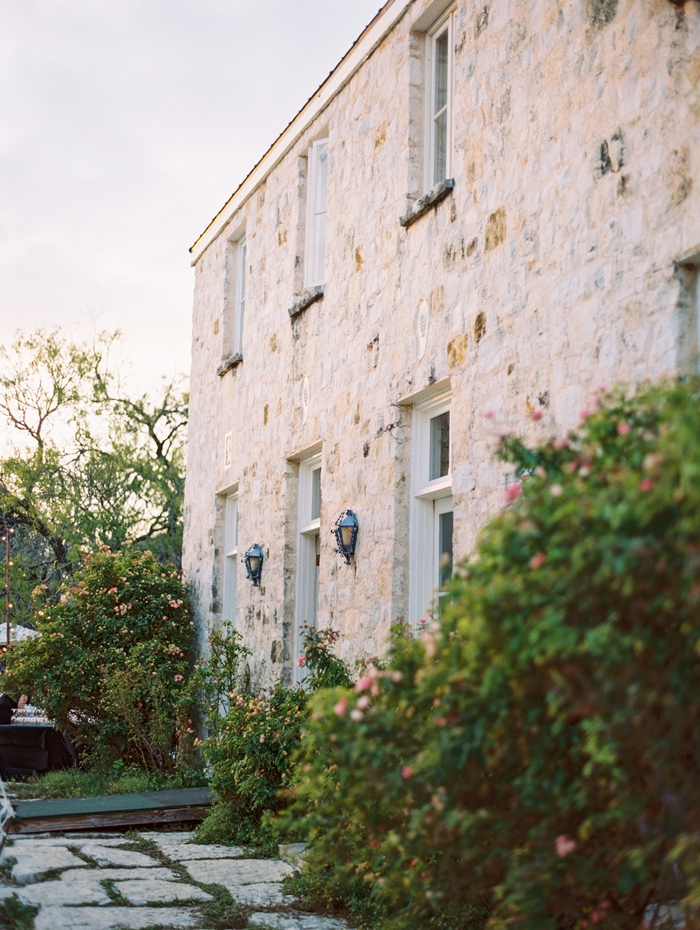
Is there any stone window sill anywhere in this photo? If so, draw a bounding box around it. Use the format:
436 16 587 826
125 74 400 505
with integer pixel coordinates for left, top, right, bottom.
217 352 242 377
399 179 455 229
288 285 324 319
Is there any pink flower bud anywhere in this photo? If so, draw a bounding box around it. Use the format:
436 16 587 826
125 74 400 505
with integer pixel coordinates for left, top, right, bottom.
555 835 576 857
402 766 414 779
504 483 522 503
334 698 349 717
530 410 543 421
530 552 546 570
639 478 654 492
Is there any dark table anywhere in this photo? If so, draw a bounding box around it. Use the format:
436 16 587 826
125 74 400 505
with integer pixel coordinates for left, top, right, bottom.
0 725 76 779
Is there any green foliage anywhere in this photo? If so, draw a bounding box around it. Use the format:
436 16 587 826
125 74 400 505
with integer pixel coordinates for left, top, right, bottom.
196 627 351 849
0 896 37 930
279 382 700 930
0 327 188 628
1 546 196 771
7 761 204 800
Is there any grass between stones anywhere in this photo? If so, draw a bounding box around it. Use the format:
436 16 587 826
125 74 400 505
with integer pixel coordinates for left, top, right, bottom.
0 896 37 930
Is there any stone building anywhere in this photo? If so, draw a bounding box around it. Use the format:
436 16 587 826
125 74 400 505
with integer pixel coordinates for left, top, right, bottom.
183 0 699 685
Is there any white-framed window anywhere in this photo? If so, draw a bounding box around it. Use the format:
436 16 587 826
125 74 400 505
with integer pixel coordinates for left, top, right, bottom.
295 451 322 680
305 140 328 289
425 8 455 191
222 491 239 628
408 391 453 626
232 235 246 357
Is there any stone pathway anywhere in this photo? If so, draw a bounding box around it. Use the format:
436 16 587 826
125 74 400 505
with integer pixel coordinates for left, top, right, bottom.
0 829 353 929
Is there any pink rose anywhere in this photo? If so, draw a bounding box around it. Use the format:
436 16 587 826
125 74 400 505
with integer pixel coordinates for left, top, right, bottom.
504 483 522 503
334 698 349 717
530 552 546 570
639 478 654 492
402 766 413 779
555 835 576 858
530 410 543 421
355 675 372 693
296 655 306 668
617 421 631 435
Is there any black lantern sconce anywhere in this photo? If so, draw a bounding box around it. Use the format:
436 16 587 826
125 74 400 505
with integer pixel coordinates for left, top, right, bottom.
243 543 264 587
333 510 359 565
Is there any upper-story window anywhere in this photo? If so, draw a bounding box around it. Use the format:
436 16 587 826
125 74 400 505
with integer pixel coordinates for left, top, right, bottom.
305 140 328 288
232 234 246 357
426 8 455 190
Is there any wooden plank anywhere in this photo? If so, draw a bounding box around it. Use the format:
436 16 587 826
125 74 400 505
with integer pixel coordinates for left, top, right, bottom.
7 786 214 834
8 803 210 835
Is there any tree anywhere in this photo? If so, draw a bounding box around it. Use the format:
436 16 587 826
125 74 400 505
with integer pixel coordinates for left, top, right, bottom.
0 327 188 627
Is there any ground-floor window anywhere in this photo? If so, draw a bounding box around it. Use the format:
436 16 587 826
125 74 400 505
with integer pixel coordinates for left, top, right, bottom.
409 389 453 626
222 491 238 627
295 451 322 680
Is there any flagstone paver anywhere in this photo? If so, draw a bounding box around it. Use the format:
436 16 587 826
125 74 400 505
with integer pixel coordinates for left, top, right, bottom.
184 857 295 885
34 905 203 930
78 842 161 867
249 916 352 930
152 841 248 860
15 877 112 907
114 877 214 905
0 827 354 929
60 865 178 882
4 844 86 883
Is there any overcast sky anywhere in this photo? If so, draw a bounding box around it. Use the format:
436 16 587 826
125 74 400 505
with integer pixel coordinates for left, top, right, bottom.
0 0 383 393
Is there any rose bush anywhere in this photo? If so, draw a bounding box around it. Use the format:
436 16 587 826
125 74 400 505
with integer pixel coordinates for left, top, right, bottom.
278 381 700 930
1 546 195 771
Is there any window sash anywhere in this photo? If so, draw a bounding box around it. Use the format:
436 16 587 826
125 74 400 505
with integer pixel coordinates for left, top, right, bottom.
233 237 246 356
223 494 238 626
305 140 328 288
426 11 454 190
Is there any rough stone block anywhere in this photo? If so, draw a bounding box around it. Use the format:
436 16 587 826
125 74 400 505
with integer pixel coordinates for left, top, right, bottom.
15 877 112 908
79 843 160 868
184 857 294 886
7 846 85 884
34 905 202 930
249 915 352 930
114 878 213 905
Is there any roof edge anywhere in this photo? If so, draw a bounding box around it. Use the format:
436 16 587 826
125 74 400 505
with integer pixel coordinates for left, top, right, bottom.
189 0 413 264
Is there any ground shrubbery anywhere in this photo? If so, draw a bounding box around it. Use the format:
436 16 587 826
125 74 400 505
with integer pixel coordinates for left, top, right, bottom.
278 382 700 929
197 625 351 849
1 546 196 773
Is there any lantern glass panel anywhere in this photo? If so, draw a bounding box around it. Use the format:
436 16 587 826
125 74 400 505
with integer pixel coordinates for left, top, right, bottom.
340 524 354 549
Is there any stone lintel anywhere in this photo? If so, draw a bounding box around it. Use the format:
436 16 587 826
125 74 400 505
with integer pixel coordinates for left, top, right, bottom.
399 179 455 228
288 286 324 319
217 353 243 377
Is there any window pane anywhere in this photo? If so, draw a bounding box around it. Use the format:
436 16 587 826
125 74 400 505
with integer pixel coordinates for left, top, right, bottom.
434 29 449 116
433 110 448 185
315 144 328 214
438 509 453 589
225 495 238 553
311 467 321 521
429 411 450 480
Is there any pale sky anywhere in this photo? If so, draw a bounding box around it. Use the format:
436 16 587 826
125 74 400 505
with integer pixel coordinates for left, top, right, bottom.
0 0 383 393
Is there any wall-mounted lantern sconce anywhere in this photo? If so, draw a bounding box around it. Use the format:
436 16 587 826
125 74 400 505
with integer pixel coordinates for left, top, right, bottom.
333 510 358 565
243 543 264 587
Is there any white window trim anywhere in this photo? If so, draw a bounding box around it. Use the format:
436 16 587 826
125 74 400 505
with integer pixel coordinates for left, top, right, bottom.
222 490 239 629
424 7 455 193
232 235 246 357
304 139 328 289
295 451 322 680
408 390 453 628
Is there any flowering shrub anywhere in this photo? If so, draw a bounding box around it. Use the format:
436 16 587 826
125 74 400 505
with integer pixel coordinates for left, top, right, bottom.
1 546 195 771
279 382 700 929
197 627 351 847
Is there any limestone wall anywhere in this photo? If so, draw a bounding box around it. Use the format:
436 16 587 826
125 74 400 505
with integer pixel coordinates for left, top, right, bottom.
183 0 700 686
